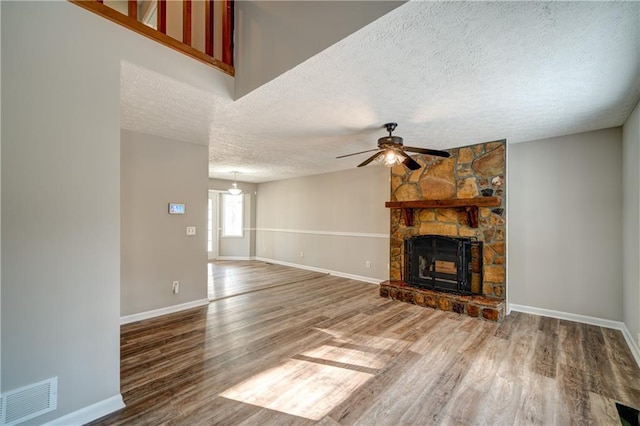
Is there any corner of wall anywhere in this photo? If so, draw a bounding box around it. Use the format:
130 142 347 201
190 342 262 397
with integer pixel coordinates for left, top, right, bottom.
622 100 640 347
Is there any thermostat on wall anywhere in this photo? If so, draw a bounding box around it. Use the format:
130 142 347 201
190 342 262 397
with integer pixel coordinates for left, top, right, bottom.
168 203 185 214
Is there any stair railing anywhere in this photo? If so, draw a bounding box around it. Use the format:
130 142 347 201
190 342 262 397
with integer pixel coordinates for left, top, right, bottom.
70 0 234 76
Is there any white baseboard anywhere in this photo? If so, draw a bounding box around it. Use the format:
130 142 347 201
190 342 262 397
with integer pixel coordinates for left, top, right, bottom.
328 270 382 285
508 303 624 329
509 303 640 367
120 299 209 325
620 324 640 369
44 394 125 426
216 256 252 261
253 256 382 285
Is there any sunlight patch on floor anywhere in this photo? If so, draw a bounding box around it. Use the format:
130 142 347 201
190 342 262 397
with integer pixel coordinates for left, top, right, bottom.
219 324 413 420
300 344 388 370
220 358 373 420
314 327 412 352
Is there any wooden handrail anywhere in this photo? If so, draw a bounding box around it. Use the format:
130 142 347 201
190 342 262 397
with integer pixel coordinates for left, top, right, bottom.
69 0 234 76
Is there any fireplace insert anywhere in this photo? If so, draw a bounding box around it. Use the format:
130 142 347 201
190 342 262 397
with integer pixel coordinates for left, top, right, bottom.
405 235 482 295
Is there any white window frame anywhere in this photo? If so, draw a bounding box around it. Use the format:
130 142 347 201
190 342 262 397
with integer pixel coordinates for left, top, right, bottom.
221 193 244 238
207 191 219 259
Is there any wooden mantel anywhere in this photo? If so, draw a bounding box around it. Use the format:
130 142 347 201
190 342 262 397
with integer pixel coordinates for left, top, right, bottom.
385 196 501 228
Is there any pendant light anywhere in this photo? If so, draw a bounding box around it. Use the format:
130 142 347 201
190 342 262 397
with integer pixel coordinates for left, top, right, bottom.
228 171 242 195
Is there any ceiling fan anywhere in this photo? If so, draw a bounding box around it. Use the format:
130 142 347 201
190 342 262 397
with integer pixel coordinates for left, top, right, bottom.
336 122 450 170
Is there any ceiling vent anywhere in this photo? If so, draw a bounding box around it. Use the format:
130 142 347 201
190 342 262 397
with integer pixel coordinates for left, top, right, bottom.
1 377 57 425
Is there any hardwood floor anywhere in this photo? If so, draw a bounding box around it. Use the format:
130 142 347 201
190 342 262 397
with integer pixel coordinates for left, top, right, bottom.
92 261 640 425
208 260 327 300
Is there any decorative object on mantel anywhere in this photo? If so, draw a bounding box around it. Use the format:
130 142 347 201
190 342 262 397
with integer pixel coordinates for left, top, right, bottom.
228 171 242 195
336 122 450 170
385 196 501 228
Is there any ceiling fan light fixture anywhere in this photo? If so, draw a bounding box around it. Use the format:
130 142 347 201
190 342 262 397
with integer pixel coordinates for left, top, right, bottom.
228 172 243 195
377 149 402 167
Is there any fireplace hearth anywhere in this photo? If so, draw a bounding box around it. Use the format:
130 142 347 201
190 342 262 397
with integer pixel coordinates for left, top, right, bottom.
405 235 482 295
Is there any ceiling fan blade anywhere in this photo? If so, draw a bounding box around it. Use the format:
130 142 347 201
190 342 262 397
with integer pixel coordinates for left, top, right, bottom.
398 151 421 170
404 146 451 158
336 148 380 159
357 151 383 167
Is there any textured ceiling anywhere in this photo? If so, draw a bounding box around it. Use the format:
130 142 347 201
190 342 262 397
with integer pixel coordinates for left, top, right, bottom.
121 1 640 183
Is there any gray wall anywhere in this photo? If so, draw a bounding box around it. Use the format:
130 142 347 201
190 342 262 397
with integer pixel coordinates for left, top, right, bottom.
623 101 640 345
234 0 403 98
121 130 208 317
1 1 231 423
508 128 623 320
2 1 121 419
256 166 390 281
208 179 258 258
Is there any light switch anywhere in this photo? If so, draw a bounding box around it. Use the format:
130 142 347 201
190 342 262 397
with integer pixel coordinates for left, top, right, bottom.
186 226 196 236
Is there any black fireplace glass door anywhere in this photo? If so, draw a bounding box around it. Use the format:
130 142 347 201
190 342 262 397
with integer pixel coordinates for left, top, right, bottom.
405 235 476 294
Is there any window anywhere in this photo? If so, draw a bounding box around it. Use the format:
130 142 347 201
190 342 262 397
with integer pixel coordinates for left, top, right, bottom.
222 193 243 237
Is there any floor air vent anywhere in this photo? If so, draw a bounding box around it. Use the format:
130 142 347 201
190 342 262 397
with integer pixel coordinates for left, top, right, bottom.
1 377 57 425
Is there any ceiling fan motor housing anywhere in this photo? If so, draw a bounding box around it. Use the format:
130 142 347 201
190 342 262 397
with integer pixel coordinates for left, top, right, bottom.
378 135 404 149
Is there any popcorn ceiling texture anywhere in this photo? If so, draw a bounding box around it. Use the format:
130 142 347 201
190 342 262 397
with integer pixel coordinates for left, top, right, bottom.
120 62 225 147
120 1 640 183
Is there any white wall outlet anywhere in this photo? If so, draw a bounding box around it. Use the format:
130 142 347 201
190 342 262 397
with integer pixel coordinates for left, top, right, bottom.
186 226 196 236
365 260 371 268
637 332 640 347
300 251 304 258
172 281 180 294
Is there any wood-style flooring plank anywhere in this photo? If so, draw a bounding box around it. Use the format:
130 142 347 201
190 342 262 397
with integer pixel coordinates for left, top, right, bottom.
89 261 640 426
532 315 559 378
556 321 591 425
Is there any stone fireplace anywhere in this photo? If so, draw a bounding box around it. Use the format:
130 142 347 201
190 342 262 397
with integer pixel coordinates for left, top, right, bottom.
379 140 506 321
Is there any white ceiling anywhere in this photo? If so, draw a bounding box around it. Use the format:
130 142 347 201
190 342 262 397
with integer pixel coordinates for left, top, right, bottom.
120 1 640 183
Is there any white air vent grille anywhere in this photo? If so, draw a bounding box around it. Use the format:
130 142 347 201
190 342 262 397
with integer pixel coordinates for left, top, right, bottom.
1 377 57 425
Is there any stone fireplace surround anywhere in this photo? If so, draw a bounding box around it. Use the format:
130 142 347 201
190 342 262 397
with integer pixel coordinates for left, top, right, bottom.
380 140 506 321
